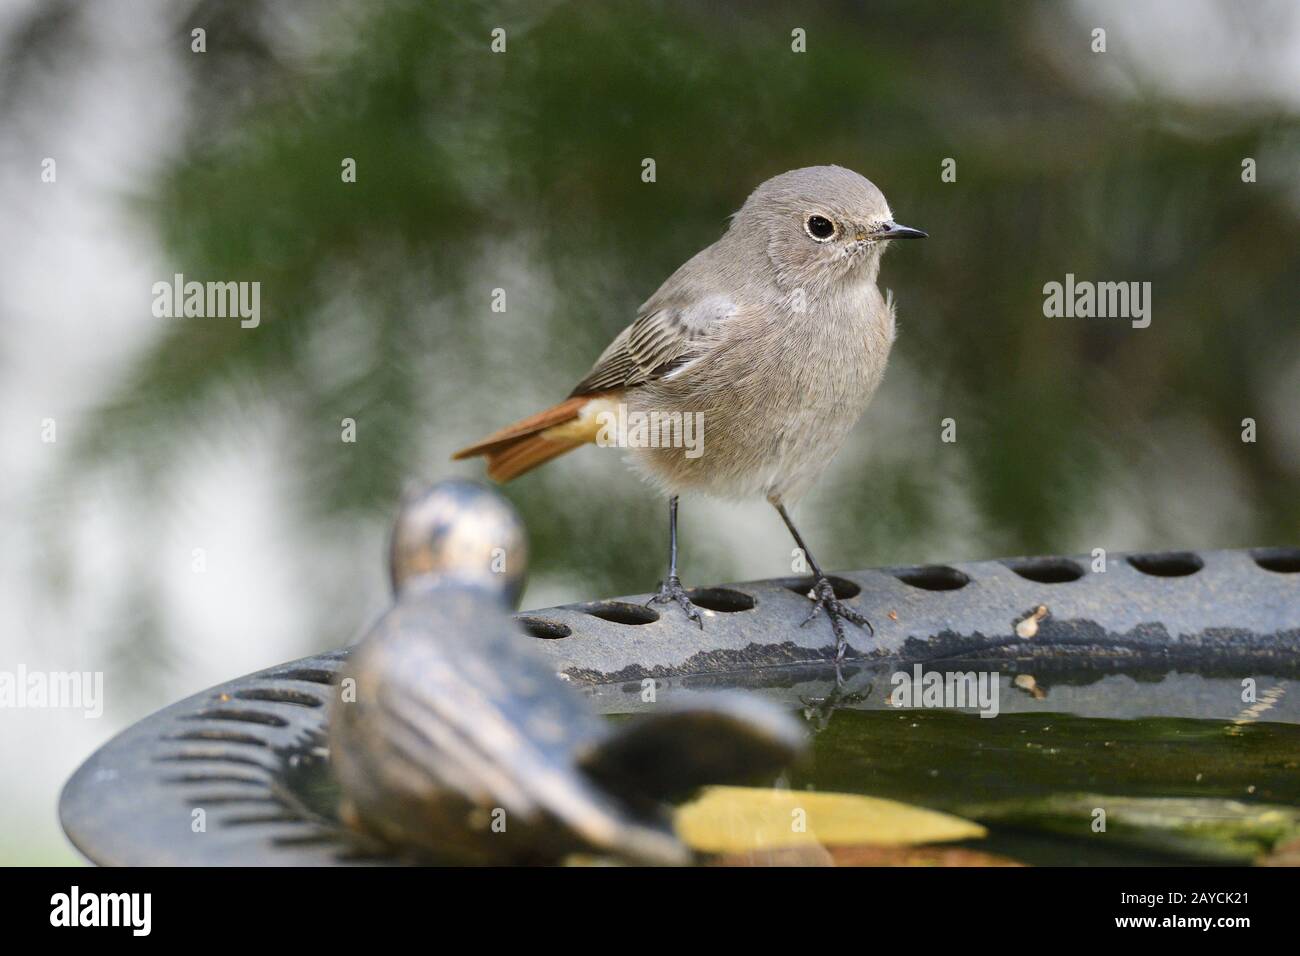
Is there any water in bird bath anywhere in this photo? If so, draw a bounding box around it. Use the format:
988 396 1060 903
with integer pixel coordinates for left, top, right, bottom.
282 663 1299 865
591 664 1300 865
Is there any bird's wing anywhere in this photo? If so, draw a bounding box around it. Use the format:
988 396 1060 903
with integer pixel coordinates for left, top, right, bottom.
365 597 687 863
377 601 602 820
579 691 806 805
568 294 737 397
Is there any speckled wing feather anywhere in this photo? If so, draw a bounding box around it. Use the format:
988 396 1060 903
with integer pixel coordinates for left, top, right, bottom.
367 593 607 812
569 295 736 397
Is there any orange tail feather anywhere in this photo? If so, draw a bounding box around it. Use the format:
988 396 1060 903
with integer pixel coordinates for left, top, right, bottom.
483 434 585 482
452 391 618 483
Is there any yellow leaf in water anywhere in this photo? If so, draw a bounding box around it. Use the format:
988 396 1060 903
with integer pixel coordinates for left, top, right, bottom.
674 786 985 854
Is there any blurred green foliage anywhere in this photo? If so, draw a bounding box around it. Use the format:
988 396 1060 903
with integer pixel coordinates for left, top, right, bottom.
67 0 1300 602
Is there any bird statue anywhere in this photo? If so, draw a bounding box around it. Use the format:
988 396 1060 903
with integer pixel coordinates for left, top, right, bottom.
329 479 806 864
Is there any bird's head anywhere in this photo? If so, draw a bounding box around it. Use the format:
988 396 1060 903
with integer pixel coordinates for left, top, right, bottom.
388 479 528 608
734 165 925 292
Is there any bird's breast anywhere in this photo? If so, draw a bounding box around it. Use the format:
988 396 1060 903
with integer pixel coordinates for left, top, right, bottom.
625 285 893 499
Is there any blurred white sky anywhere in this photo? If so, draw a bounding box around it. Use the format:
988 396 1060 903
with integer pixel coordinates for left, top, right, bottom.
0 0 1297 864
1063 0 1300 113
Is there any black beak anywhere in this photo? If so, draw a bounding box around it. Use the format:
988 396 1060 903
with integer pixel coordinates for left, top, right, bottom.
877 221 927 240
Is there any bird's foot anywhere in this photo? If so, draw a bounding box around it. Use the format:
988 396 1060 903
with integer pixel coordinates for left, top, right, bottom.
800 577 873 662
647 575 704 629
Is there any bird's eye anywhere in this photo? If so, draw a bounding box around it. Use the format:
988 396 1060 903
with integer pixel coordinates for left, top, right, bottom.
805 215 836 242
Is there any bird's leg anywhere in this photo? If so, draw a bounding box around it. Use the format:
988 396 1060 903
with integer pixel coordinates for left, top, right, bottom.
774 502 872 662
800 680 875 729
646 495 703 628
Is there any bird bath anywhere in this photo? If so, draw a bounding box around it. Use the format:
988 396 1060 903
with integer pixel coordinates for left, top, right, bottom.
59 543 1300 865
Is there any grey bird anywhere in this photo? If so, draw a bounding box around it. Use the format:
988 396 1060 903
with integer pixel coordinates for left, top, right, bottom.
330 480 806 865
453 166 925 660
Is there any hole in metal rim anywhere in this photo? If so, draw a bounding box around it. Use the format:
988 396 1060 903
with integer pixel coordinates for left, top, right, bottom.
890 565 970 591
582 601 660 625
182 709 289 727
273 832 344 848
165 730 269 747
782 575 861 600
270 668 337 685
221 812 302 827
1126 551 1204 577
234 687 324 707
515 616 573 639
688 587 757 612
161 773 271 786
1003 556 1085 583
1252 547 1300 574
184 794 285 806
153 752 279 770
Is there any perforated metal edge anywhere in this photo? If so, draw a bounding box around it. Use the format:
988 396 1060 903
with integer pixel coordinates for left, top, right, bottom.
522 547 1300 682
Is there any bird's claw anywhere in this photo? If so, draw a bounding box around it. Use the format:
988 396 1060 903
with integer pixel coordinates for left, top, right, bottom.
647 575 704 629
799 577 873 661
